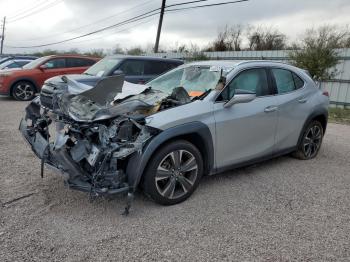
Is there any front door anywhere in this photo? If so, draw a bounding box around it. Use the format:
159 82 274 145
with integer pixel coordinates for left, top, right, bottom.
214 68 278 169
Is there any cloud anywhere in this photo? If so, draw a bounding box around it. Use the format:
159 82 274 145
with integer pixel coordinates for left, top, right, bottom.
1 0 350 53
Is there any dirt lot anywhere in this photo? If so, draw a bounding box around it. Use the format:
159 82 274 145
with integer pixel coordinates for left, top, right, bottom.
0 97 350 261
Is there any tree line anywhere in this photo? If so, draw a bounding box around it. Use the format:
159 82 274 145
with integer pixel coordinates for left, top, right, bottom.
13 24 350 80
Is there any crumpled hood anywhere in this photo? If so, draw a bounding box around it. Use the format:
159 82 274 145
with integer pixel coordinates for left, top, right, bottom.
56 75 167 122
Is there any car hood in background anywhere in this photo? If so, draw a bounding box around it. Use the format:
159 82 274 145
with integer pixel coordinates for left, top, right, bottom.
46 73 103 87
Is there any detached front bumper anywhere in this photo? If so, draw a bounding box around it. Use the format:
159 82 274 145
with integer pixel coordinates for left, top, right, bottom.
19 117 129 196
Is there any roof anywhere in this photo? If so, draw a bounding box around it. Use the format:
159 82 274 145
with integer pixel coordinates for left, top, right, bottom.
186 60 242 67
42 54 100 60
106 55 183 63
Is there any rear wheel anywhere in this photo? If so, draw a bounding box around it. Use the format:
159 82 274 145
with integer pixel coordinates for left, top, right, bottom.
293 120 324 160
143 140 203 205
12 81 36 101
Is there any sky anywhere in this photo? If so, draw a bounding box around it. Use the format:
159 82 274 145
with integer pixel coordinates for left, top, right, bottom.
0 0 350 54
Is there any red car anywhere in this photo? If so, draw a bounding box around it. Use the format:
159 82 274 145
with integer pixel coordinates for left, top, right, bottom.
0 55 99 101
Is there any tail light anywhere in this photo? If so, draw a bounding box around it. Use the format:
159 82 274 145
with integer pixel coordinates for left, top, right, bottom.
322 91 329 97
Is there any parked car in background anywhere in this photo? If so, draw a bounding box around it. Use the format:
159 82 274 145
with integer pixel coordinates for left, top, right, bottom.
0 55 38 66
0 55 99 101
39 55 183 108
84 55 183 84
20 60 329 208
0 59 32 70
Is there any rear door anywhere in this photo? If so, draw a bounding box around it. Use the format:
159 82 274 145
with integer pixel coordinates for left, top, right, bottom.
143 61 177 83
270 68 312 151
65 58 96 74
118 59 145 83
214 67 279 169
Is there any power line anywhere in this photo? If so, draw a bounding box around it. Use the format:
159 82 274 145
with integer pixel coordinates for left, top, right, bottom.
166 0 249 12
166 0 208 8
5 8 161 48
18 0 157 41
153 0 209 52
8 0 63 23
6 0 47 19
5 0 250 49
68 16 158 46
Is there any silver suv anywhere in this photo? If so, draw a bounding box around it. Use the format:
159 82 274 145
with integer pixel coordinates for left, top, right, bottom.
20 60 329 208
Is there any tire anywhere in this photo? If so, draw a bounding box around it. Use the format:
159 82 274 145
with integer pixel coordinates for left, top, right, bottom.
11 81 36 101
143 140 203 205
293 120 324 160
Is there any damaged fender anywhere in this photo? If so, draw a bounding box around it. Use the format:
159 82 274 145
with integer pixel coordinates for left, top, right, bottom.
126 121 214 190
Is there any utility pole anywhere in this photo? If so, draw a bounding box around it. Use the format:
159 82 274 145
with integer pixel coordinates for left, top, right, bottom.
154 0 166 53
0 16 6 55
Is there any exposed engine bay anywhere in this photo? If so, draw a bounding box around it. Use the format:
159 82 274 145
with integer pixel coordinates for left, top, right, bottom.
19 75 196 213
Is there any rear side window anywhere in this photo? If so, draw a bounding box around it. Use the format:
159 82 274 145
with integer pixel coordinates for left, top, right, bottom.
144 61 175 75
271 68 304 94
119 60 144 75
293 73 304 89
17 61 30 67
44 58 66 69
223 68 269 100
66 58 95 67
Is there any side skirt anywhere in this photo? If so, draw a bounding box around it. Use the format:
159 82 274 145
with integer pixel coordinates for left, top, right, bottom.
213 146 297 175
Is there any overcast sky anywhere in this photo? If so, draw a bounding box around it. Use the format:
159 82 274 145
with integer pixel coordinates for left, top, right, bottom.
0 0 350 54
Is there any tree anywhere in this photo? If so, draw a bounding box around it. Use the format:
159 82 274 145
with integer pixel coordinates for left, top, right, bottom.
83 49 105 58
230 24 244 51
113 44 124 54
247 25 286 50
289 25 349 80
126 47 144 55
186 43 209 61
206 25 243 51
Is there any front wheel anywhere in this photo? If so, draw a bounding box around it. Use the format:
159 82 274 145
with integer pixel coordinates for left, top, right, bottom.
143 140 203 205
293 120 324 160
12 81 36 101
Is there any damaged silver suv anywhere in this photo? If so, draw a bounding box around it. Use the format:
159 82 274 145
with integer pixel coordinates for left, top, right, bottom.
20 60 329 209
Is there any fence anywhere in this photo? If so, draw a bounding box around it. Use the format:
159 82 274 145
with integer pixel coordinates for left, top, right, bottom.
145 49 350 108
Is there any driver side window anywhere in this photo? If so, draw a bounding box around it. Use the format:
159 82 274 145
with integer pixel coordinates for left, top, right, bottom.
221 68 269 101
43 58 66 69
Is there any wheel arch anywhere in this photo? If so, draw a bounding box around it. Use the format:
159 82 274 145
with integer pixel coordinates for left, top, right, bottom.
126 121 214 190
10 78 39 96
297 107 328 146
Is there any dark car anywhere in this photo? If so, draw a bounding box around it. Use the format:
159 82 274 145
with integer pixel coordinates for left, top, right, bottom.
40 56 183 108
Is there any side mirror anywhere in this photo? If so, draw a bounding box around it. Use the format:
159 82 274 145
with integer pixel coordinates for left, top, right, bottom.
224 93 256 108
39 64 48 70
112 69 124 75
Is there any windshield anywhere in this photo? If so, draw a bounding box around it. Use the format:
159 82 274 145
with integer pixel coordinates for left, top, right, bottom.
0 60 14 69
22 57 47 69
84 57 121 76
0 57 9 63
148 64 233 96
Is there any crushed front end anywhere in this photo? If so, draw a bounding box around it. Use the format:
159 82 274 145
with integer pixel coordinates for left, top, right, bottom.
19 76 164 206
20 97 159 199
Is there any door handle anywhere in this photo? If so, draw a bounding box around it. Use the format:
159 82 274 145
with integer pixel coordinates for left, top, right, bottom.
298 98 308 103
264 106 278 113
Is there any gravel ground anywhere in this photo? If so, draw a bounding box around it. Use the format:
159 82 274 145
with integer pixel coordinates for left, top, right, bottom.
0 97 350 262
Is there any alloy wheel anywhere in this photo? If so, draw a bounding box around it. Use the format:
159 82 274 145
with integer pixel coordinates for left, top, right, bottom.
155 149 198 200
303 124 322 158
14 83 34 100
